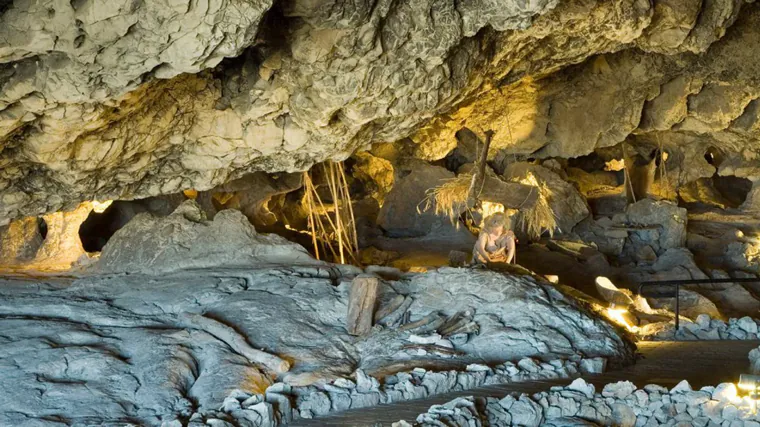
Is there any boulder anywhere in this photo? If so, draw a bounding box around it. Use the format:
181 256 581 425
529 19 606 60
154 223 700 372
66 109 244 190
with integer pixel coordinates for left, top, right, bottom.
595 277 635 307
388 268 635 366
626 249 721 319
213 172 303 229
698 270 760 318
725 241 760 274
573 217 627 257
377 164 458 238
98 200 319 274
624 199 687 254
28 203 93 270
750 347 760 374
0 217 44 265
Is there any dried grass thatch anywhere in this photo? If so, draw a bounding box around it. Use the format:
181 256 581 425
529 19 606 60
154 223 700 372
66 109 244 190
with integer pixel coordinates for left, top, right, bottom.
418 174 474 225
512 176 558 240
419 171 558 240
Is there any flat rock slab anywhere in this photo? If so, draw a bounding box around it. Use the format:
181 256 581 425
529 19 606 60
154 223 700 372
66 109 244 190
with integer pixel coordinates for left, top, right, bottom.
0 266 632 425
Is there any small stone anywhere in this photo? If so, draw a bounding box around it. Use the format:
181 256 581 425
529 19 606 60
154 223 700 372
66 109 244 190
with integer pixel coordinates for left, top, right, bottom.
632 389 649 406
612 402 636 427
549 360 565 369
221 396 241 412
670 380 692 394
241 395 263 407
695 314 711 329
737 316 759 334
722 404 739 419
265 383 291 394
355 369 380 393
682 391 710 406
567 378 596 398
644 384 669 394
510 396 544 426
466 364 492 372
603 381 636 399
206 419 235 427
333 378 356 389
408 333 443 344
693 328 722 340
580 357 606 374
518 358 541 373
712 383 737 401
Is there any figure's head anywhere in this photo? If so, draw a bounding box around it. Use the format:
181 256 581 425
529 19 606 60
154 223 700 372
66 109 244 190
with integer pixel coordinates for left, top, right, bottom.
483 212 508 235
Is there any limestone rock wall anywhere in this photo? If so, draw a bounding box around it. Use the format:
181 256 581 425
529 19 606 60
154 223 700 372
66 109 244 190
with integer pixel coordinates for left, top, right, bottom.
2 0 760 225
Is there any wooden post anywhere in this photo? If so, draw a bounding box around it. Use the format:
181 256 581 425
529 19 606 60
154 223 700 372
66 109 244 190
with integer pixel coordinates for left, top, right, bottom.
347 275 379 336
467 130 494 208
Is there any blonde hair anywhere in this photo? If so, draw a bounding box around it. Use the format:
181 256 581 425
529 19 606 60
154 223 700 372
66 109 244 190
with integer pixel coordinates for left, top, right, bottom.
483 212 508 233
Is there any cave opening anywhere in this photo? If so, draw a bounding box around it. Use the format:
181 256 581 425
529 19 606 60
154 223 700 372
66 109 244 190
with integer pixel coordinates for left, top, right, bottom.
79 196 185 252
79 202 132 252
704 146 724 166
37 217 47 241
713 175 753 208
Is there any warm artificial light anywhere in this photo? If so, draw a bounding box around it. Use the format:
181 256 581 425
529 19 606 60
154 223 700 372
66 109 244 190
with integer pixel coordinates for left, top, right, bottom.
605 305 637 333
91 200 113 213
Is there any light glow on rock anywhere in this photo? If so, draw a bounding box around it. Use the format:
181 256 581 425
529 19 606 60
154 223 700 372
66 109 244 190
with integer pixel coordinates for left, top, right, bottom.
605 306 638 333
91 200 113 213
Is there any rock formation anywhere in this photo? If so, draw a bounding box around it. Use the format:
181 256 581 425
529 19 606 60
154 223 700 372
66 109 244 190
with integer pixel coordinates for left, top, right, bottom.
0 253 633 424
98 200 319 274
1 0 759 225
3 0 760 423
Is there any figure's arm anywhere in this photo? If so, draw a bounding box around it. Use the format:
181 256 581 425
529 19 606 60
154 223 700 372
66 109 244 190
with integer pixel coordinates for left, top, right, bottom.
475 234 491 262
504 233 516 264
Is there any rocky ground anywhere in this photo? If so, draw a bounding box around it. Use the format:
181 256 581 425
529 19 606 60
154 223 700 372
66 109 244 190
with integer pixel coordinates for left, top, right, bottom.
399 379 759 427
3 0 760 425
0 201 633 426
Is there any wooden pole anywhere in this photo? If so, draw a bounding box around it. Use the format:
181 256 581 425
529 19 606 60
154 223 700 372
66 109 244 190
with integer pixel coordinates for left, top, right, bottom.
467 130 494 208
346 275 379 336
303 172 320 260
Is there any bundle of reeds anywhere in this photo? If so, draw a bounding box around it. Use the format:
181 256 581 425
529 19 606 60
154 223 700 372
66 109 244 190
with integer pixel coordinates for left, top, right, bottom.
418 174 474 225
302 161 359 265
515 180 558 240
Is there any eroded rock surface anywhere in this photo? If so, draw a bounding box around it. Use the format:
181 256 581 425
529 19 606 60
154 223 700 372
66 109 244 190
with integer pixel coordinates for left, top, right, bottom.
3 0 760 225
98 200 319 274
0 261 633 425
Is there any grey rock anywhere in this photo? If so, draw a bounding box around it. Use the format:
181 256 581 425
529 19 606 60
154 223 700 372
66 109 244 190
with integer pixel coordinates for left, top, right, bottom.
625 200 688 254
580 358 607 375
670 380 693 394
510 396 545 427
736 317 758 334
376 164 458 238
567 378 596 399
602 381 637 399
98 200 320 274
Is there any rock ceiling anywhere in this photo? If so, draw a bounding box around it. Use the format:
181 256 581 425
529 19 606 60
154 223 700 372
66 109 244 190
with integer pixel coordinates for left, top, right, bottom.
1 0 759 224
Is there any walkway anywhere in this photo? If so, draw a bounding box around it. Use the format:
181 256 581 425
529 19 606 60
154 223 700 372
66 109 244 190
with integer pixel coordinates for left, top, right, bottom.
291 340 760 426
